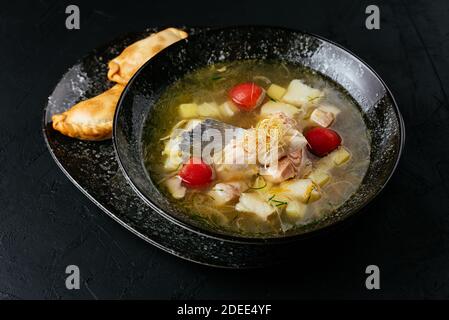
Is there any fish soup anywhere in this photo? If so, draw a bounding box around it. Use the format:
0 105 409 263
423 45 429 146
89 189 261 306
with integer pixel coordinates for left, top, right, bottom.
143 60 370 236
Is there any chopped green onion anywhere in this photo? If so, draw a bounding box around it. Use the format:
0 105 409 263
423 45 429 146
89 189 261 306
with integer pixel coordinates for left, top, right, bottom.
268 195 288 207
308 96 320 102
275 202 287 207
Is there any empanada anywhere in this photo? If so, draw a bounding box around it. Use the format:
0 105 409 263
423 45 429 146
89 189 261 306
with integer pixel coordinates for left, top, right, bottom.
52 84 124 141
52 27 188 141
107 27 188 84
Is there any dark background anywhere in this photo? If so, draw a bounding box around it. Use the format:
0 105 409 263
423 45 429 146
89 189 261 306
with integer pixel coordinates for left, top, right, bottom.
1 0 448 299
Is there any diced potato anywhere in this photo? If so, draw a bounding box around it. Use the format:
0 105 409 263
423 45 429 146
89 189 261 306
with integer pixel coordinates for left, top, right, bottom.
285 200 307 219
235 193 275 221
314 149 339 172
310 108 335 128
260 101 301 118
267 84 287 101
281 179 314 203
162 136 179 156
219 101 239 118
165 176 186 199
198 102 221 118
332 147 351 165
163 154 182 171
307 170 330 187
282 79 323 107
312 147 350 173
163 137 183 171
179 103 198 118
308 187 321 203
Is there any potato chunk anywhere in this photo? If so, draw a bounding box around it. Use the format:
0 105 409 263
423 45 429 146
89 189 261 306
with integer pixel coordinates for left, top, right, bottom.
307 170 330 187
165 176 186 199
282 80 323 107
281 179 314 203
286 200 307 219
235 193 275 221
179 103 198 118
308 187 321 203
162 136 183 171
219 101 239 118
260 101 301 118
267 84 287 101
332 147 351 165
197 102 221 118
163 155 182 171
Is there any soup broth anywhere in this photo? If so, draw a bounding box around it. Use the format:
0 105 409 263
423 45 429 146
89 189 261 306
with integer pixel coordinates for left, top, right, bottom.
143 60 370 235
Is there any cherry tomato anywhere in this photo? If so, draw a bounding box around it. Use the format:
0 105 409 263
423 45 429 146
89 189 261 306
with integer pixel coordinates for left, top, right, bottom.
229 82 265 111
304 127 342 157
179 158 213 187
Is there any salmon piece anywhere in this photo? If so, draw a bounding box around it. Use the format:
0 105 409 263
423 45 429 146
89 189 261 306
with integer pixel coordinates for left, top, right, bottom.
260 148 312 183
260 157 296 183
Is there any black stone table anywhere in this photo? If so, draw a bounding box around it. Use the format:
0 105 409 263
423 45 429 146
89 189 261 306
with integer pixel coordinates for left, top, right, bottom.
1 0 449 299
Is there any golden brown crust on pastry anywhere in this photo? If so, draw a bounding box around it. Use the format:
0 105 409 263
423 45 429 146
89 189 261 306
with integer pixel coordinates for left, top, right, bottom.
107 27 188 84
52 84 124 141
52 28 188 141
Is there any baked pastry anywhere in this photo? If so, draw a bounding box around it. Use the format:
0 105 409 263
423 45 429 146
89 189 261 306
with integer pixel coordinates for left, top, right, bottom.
52 84 124 141
107 27 188 84
52 28 188 141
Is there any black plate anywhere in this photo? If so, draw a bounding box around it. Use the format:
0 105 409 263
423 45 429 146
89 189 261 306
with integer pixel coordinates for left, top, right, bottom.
43 27 323 268
44 26 404 268
114 26 405 242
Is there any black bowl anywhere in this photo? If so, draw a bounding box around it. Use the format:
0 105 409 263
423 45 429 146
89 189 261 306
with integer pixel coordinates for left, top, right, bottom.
113 26 405 243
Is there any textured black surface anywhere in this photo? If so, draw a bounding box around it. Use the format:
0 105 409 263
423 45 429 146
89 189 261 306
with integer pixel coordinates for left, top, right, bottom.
1 0 449 299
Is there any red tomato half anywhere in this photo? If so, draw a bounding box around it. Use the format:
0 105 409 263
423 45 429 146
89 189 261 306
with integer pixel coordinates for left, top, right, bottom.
229 82 265 111
179 158 213 187
305 127 342 157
